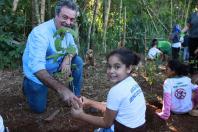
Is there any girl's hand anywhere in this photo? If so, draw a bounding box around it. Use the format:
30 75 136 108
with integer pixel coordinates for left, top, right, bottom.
81 96 91 107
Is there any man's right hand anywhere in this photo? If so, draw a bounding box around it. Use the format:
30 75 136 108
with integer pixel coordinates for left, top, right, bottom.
35 70 81 106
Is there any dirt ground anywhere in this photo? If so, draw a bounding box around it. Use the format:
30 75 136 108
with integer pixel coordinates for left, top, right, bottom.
0 58 198 132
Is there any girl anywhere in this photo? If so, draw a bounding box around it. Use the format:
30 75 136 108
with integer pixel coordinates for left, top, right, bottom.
71 48 146 131
156 60 198 120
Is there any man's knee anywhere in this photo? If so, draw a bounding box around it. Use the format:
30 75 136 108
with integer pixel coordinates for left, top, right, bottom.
72 56 83 67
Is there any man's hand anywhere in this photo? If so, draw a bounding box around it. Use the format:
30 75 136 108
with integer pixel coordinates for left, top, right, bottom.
59 55 73 78
57 87 75 102
194 48 198 55
60 62 71 78
71 98 84 118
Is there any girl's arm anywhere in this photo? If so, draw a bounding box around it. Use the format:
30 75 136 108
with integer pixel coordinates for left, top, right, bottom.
82 96 106 112
71 102 117 128
156 93 171 120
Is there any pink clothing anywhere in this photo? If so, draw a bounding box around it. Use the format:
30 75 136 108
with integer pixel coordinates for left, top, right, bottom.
156 76 198 120
156 93 171 120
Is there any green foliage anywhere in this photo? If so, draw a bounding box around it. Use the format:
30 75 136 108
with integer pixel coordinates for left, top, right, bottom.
0 34 25 69
0 0 27 69
53 27 78 40
47 27 77 62
144 57 162 85
48 27 78 82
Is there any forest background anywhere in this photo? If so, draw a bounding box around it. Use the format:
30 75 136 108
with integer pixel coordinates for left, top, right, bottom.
0 0 197 69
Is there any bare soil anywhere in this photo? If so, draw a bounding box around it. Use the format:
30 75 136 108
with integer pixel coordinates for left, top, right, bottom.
0 59 198 132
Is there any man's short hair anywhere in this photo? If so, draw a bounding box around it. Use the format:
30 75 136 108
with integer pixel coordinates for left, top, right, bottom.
55 0 79 16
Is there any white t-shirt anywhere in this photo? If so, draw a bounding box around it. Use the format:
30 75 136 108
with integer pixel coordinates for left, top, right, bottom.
163 76 198 113
148 47 162 59
172 42 181 48
107 76 146 128
0 115 4 132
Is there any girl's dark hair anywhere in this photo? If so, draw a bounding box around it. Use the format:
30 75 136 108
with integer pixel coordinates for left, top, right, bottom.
151 39 158 47
106 48 140 67
168 59 189 76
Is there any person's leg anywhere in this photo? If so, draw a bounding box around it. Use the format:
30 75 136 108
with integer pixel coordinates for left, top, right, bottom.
188 38 198 74
183 47 187 61
23 77 48 113
172 47 177 59
175 47 180 60
71 55 83 96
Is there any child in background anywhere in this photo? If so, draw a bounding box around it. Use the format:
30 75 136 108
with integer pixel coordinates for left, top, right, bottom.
148 39 162 60
156 60 198 120
170 24 182 60
71 48 146 131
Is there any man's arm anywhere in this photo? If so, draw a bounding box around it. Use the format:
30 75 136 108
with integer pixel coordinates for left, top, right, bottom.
181 24 190 33
35 69 74 101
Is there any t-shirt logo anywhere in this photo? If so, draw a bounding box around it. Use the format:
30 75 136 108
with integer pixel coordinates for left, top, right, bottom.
174 88 186 99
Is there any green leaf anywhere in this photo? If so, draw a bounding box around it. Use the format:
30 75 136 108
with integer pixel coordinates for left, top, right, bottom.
47 53 64 63
67 77 73 82
71 64 77 69
54 27 78 40
54 38 62 51
65 46 76 55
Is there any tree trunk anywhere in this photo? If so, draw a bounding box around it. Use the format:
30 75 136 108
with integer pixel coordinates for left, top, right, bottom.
88 0 99 50
102 0 111 53
123 7 126 47
170 0 172 32
46 0 52 20
40 0 46 23
87 24 92 50
31 0 36 27
33 0 41 24
90 0 99 49
184 0 191 26
119 0 122 41
12 0 19 12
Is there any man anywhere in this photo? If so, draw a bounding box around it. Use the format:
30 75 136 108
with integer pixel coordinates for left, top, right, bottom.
22 0 83 113
182 3 198 74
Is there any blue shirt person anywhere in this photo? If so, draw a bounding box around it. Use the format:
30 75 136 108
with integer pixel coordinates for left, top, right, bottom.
22 0 83 113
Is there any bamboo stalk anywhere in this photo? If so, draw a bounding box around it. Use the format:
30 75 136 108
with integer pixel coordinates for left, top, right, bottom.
123 6 126 47
40 0 46 23
171 0 172 32
184 0 192 26
33 0 41 24
102 0 111 53
119 0 122 41
12 0 19 12
141 0 159 34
